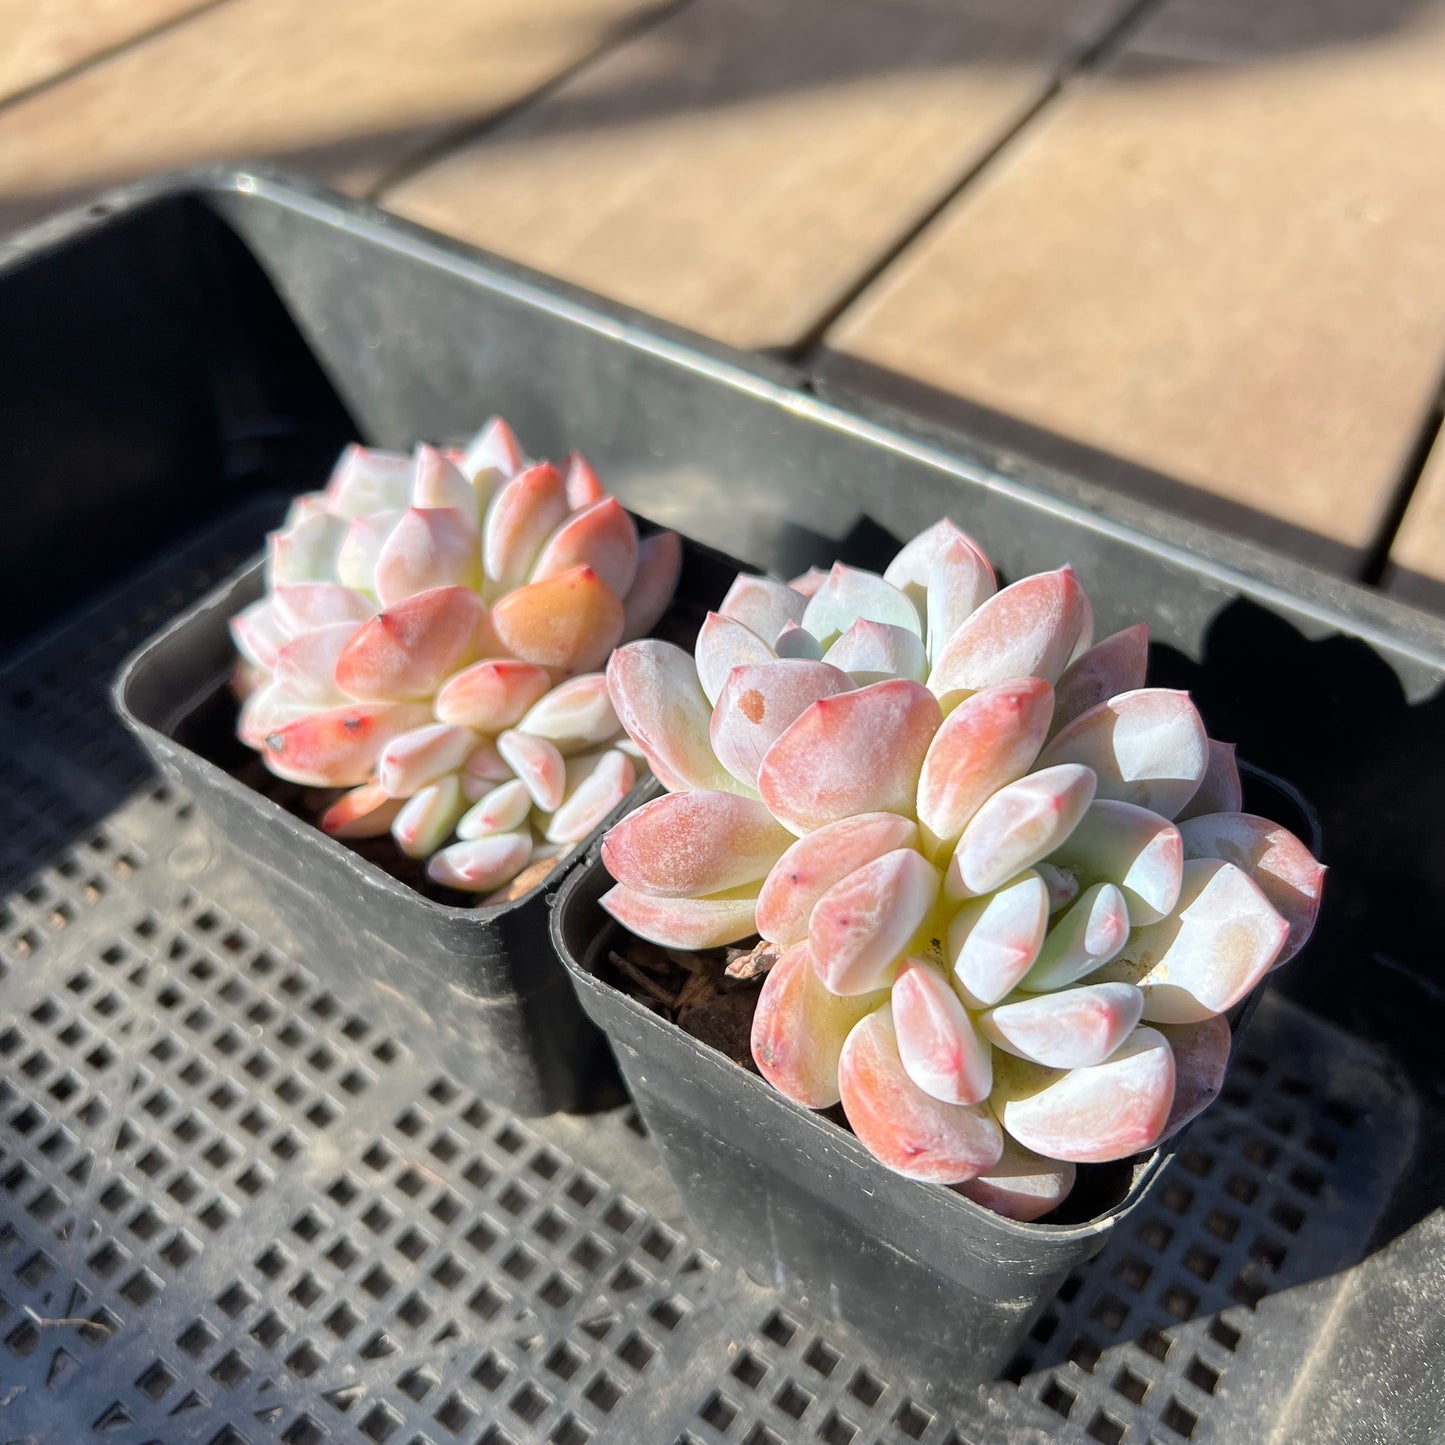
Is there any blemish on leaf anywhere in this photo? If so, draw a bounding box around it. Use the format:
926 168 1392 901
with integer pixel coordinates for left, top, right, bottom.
740 689 766 724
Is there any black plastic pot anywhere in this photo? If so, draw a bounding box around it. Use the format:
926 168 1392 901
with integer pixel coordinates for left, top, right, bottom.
116 534 736 1116
551 769 1319 1400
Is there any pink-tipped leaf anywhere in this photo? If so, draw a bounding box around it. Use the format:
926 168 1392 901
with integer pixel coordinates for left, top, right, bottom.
620 531 683 643
545 748 636 844
752 944 886 1109
1020 881 1131 991
483 462 569 594
457 778 532 840
412 444 478 519
491 565 624 676
377 723 477 798
947 869 1051 1008
758 679 941 834
602 791 793 898
717 574 807 646
260 702 431 787
837 1005 1004 1184
948 763 1097 898
954 1137 1075 1222
711 659 853 789
1178 812 1323 966
892 959 992 1104
1047 799 1183 925
981 982 1144 1069
1093 858 1289 1022
428 831 533 893
374 506 479 605
497 730 566 812
435 658 552 731
391 775 468 858
809 848 939 996
916 678 1054 857
695 612 778 705
1049 624 1149 738
516 673 620 753
601 882 760 949
564 452 605 510
822 618 927 684
323 444 413 518
800 564 921 647
336 587 489 702
320 782 406 840
756 813 921 947
993 1027 1175 1163
530 496 639 598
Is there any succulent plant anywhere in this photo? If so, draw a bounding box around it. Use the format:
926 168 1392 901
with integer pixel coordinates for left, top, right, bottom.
599 520 1324 1217
230 417 681 894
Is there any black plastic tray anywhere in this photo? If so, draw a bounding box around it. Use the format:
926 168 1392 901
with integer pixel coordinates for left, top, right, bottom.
0 167 1442 1444
114 531 735 1117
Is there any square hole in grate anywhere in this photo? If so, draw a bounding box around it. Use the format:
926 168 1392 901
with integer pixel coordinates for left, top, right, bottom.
570 1235 607 1272
1186 1357 1221 1395
394 1226 432 1262
251 1310 289 1349
540 1272 577 1310
1209 1318 1243 1352
282 1415 326 1445
360 1402 402 1442
4 1321 39 1358
319 1236 357 1274
1090 1295 1129 1332
473 1350 511 1392
546 1342 584 1383
287 1340 327 1377
847 1368 883 1408
430 1387 476 1433
510 1382 551 1425
585 1372 623 1414
399 1365 439 1401
1040 1379 1076 1419
210 1349 252 1390
468 1282 507 1321
533 1208 567 1245
1162 1398 1200 1439
178 1319 220 1357
818 1410 857 1445
552 1416 591 1445
160 1231 200 1270
16 1250 55 1288
135 1360 177 1400
894 1401 932 1440
216 1281 258 1319
616 1331 656 1374
396 1292 432 1329
361 1201 398 1236
463 1158 495 1191
395 1167 427 1198
197 1196 235 1232
321 1299 361 1338
1086 1411 1125 1445
290 1273 325 1309
430 1129 463 1164
128 1205 165 1242
501 1246 539 1283
431 1189 464 1226
761 1311 797 1348
431 1253 467 1291
804 1340 840 1378
1069 1336 1102 1373
700 1391 737 1432
1163 1284 1200 1321
361 1265 395 1300
235 1163 270 1198
1112 1366 1148 1404
776 1380 812 1419
255 1244 292 1280
1140 1324 1172 1362
119 1267 161 1306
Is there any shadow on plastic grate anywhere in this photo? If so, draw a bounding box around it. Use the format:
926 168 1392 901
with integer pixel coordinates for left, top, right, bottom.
0 508 1418 1443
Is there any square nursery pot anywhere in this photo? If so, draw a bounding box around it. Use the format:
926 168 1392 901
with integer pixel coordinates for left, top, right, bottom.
116 534 738 1117
550 769 1318 1400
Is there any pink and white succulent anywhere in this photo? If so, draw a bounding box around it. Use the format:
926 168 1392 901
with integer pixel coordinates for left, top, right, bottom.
599 520 1324 1217
230 417 681 894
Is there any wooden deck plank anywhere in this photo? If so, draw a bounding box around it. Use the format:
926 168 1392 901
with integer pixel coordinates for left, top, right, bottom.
0 0 215 106
0 0 669 234
1385 428 1445 614
381 0 1141 352
817 0 1445 573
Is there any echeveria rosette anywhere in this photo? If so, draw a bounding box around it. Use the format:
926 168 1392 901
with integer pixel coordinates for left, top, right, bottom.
599 520 1325 1219
229 417 682 895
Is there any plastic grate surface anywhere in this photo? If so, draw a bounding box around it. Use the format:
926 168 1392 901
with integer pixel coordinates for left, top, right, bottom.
0 508 1416 1444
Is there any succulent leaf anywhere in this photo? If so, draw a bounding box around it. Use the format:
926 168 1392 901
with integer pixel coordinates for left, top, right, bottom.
435 658 552 731
752 944 885 1109
1176 740 1244 821
917 678 1054 857
801 564 921 648
1036 688 1208 818
544 749 637 843
428 831 533 893
375 507 480 605
1047 799 1183 925
621 531 684 643
1049 624 1149 738
1019 881 1131 992
757 678 941 834
695 612 778 705
717 574 807 646
378 723 478 798
954 1138 1076 1222
601 882 761 949
1093 858 1289 1022
483 462 569 595
992 1027 1175 1163
1177 811 1324 965
712 660 854 789
808 848 939 996
336 587 489 702
457 778 533 840
607 641 749 794
837 1005 1004 1184
822 618 928 684
602 791 794 898
892 959 992 1104
946 870 1051 1008
928 566 1091 704
981 981 1144 1069
531 497 639 598
947 763 1098 898
260 702 432 787
1156 1016 1231 1140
